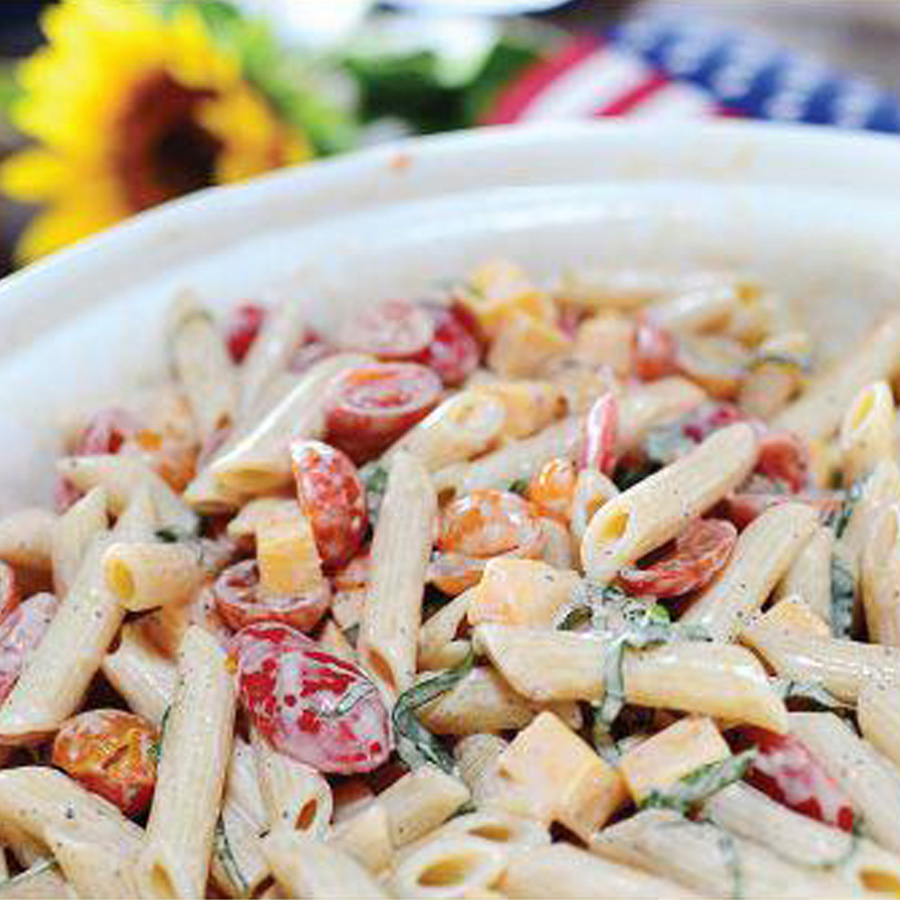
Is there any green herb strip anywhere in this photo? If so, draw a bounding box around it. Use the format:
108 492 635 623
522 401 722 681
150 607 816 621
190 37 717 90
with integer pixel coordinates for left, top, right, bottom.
507 478 529 496
392 650 474 775
640 749 757 815
151 705 172 765
771 678 853 713
717 829 744 900
830 556 855 639
360 463 389 524
326 679 377 719
829 479 864 539
214 816 250 899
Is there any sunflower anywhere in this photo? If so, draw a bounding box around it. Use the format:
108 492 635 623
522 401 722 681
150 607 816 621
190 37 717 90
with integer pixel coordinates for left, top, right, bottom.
1 0 314 263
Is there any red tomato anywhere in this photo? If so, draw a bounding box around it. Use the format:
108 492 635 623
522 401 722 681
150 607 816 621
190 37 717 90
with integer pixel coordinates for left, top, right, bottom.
756 430 810 493
431 489 544 594
229 622 392 774
52 709 158 817
0 593 58 704
723 491 841 530
579 392 618 475
74 408 139 455
413 304 480 386
729 727 855 832
325 363 442 463
213 560 331 633
291 440 368 570
225 302 266 363
619 518 737 598
0 563 20 624
633 315 679 381
338 299 434 359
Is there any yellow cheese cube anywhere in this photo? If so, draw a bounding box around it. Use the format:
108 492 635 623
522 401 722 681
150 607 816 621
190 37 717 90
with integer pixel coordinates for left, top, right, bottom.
573 313 636 377
487 312 572 380
463 260 555 337
469 380 563 440
619 716 730 803
256 512 323 596
757 595 831 637
467 559 579 628
498 712 626 839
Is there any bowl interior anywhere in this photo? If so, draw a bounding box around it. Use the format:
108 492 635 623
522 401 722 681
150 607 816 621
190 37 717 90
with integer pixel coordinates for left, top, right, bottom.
0 122 897 510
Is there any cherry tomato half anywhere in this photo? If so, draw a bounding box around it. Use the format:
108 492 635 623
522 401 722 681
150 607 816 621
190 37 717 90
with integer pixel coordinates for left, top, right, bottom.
633 315 679 381
225 302 266 363
291 440 368 570
74 408 140 456
0 593 58 704
338 299 434 359
52 709 158 817
618 518 737 598
729 726 855 832
229 622 392 774
756 430 810 493
325 363 442 463
431 489 544 594
722 491 841 530
213 559 331 634
413 304 480 386
579 392 618 475
527 458 577 522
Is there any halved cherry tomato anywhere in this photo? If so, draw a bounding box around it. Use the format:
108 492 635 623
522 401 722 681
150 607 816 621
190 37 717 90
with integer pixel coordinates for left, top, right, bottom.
52 709 158 817
527 458 577 522
0 593 58 704
74 408 140 456
619 518 737 598
213 559 331 633
0 563 20 625
729 726 855 832
338 299 434 359
229 622 392 774
722 491 842 530
225 302 266 363
633 315 679 381
431 489 544 594
291 440 368 570
579 392 618 475
756 430 810 493
325 363 442 463
413 304 480 386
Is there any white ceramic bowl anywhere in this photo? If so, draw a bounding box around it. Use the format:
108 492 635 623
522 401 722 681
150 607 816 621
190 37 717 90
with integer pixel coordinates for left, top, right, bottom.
0 120 898 510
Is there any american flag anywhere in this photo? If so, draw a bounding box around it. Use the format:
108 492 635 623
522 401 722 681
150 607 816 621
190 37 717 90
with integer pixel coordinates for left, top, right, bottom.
483 12 900 132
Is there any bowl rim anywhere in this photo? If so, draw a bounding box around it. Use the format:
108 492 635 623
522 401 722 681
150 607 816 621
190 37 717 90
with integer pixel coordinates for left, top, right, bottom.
1 119 898 331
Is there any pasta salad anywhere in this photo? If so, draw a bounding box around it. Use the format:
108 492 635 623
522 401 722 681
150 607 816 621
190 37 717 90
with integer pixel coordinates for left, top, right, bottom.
0 260 898 898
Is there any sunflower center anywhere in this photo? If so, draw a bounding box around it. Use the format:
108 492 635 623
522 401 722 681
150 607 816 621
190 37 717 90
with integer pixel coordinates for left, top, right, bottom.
115 72 223 212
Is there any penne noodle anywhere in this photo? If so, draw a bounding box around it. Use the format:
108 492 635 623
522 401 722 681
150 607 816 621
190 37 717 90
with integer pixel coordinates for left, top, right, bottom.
680 502 818 641
774 312 900 441
741 613 900 702
103 539 203 612
0 508 55 571
475 624 788 732
858 680 900 773
581 423 758 584
262 830 388 900
0 860 76 899
776 524 834 621
168 293 238 442
331 802 394 875
136 627 237 899
839 380 896 486
212 353 369 495
359 451 437 695
790 711 900 857
50 486 107 597
861 504 900 645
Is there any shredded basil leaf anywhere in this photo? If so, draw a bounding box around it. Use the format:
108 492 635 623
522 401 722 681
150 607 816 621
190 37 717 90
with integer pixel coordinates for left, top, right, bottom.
717 828 744 899
613 460 660 491
771 678 853 713
828 479 864 539
155 526 191 544
507 478 529 496
830 555 856 638
151 705 172 764
640 749 757 815
392 650 474 775
643 420 696 467
556 605 593 632
327 679 377 718
214 816 250 898
360 463 389 523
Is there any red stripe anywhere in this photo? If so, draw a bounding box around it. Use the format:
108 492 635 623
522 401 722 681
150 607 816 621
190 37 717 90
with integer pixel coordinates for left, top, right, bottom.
481 36 604 125
595 72 670 117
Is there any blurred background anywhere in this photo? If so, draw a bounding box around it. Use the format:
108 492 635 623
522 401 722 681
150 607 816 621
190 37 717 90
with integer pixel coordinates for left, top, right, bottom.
0 0 899 275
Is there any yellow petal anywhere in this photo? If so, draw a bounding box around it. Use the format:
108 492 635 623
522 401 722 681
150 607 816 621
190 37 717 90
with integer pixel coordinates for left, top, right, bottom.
0 148 69 202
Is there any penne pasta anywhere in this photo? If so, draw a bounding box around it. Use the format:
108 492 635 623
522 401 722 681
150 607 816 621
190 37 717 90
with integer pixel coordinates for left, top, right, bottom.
0 508 55 572
776 524 834 621
50 486 107 597
581 423 757 584
103 539 203 612
839 380 896 486
861 504 900 645
359 451 437 695
858 680 900 773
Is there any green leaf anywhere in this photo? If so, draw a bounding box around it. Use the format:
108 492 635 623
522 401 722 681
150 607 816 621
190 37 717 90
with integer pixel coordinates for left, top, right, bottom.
151 706 172 764
507 478 529 496
771 678 854 713
214 816 250 899
828 479 864 539
361 463 390 524
640 749 757 815
326 679 377 719
830 555 855 639
392 650 474 775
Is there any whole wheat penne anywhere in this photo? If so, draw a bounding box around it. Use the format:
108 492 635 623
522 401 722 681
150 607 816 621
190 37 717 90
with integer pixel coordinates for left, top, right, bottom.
582 423 758 584
359 451 437 694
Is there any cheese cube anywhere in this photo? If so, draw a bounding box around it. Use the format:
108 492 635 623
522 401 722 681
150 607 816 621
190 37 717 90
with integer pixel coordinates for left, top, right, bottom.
463 260 555 336
256 512 323 596
487 312 571 379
